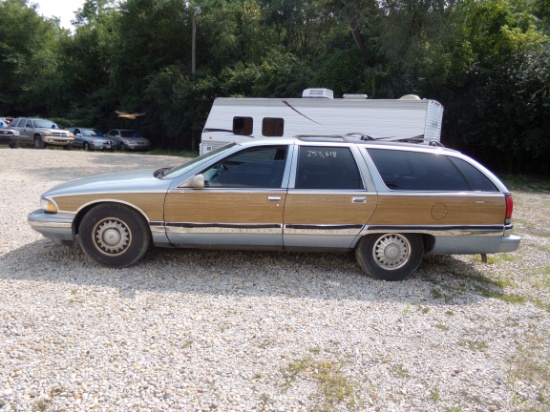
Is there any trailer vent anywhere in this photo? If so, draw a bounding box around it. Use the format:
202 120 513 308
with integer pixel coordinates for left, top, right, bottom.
302 88 334 99
343 94 368 99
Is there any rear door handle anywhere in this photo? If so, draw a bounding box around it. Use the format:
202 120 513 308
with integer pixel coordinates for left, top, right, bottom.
268 196 282 202
352 197 366 203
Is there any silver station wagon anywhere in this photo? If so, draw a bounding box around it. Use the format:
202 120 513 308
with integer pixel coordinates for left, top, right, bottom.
28 137 520 281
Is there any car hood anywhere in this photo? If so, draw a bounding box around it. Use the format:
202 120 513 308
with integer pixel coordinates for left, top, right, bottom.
36 127 71 133
43 169 172 197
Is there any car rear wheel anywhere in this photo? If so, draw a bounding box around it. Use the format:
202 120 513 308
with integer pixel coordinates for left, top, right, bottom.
355 233 423 281
79 203 151 268
34 135 45 149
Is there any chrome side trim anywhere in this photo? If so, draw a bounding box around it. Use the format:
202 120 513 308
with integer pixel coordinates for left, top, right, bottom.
165 222 282 235
364 224 505 235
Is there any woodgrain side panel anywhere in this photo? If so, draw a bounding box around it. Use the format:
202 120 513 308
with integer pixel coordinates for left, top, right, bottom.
164 191 285 223
53 193 165 221
368 194 505 225
284 193 377 224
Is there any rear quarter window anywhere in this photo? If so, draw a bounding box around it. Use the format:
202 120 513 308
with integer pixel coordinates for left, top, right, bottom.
448 157 498 192
367 148 487 191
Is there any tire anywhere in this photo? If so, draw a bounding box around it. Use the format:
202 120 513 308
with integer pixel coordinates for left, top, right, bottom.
78 203 151 268
9 142 19 149
83 142 90 151
34 135 45 149
355 233 423 281
119 143 126 151
63 144 73 151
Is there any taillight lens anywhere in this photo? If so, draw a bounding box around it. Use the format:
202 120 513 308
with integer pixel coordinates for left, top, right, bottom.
505 194 514 224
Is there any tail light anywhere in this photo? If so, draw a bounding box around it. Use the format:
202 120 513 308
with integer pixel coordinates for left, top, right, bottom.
505 194 514 224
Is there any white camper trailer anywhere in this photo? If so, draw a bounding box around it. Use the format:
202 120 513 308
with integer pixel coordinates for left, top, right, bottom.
199 89 444 155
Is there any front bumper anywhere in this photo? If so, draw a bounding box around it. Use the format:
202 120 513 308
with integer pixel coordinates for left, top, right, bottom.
28 209 74 241
44 137 75 146
91 141 114 150
122 142 151 151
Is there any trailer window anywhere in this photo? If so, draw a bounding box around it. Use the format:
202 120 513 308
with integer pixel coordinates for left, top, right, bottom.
262 118 284 137
233 117 253 136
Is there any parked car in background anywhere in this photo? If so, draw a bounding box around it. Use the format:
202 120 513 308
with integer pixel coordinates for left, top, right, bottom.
28 136 520 280
0 119 19 148
68 127 114 151
10 118 74 149
106 129 151 151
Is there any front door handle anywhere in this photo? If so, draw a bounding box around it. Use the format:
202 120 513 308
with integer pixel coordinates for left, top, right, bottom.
268 196 282 202
352 197 366 203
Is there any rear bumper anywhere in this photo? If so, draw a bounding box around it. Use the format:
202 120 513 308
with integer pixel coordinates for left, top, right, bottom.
28 209 74 241
427 234 521 255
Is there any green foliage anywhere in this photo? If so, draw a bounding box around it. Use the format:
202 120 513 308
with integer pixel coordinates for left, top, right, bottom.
0 0 549 170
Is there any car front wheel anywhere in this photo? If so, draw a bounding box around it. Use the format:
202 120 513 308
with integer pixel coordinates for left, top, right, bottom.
34 135 45 149
79 203 151 268
83 142 90 151
355 233 423 281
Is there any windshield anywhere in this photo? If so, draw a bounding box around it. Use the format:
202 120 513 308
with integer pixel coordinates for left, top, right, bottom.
162 143 237 179
120 130 140 138
33 119 58 129
82 129 99 137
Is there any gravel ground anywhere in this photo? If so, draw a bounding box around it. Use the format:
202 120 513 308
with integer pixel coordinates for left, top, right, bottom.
0 148 549 412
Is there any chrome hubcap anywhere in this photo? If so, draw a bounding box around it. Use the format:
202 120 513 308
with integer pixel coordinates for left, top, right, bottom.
94 219 130 256
372 234 410 270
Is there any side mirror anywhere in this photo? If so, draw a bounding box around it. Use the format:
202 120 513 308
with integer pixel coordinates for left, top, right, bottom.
180 174 205 189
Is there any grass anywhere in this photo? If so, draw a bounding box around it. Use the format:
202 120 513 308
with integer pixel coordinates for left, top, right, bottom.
502 175 550 192
282 355 361 411
460 339 489 352
508 335 550 411
390 363 410 379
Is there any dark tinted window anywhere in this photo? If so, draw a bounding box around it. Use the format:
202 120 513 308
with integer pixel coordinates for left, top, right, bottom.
262 118 284 136
233 117 253 136
449 157 498 192
367 149 470 191
296 146 363 189
203 146 287 188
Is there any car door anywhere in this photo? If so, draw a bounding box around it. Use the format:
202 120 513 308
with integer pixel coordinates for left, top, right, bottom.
14 118 31 144
283 145 377 248
72 128 83 147
164 145 289 248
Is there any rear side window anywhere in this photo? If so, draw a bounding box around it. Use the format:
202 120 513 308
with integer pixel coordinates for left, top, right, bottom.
367 149 471 191
296 146 363 189
233 117 253 136
448 157 498 192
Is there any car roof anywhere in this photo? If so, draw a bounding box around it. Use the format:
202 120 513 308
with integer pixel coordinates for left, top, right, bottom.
234 135 460 156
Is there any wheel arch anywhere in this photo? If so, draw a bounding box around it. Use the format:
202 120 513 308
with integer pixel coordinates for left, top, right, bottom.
73 200 152 237
354 231 435 253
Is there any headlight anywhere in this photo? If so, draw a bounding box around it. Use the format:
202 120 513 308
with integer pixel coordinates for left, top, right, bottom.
40 198 58 213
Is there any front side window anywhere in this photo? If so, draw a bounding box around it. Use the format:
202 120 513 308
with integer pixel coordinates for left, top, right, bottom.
367 148 471 191
233 117 253 136
202 146 287 188
295 146 363 189
262 118 284 136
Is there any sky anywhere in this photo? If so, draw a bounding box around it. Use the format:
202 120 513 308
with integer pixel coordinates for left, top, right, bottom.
32 0 86 30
